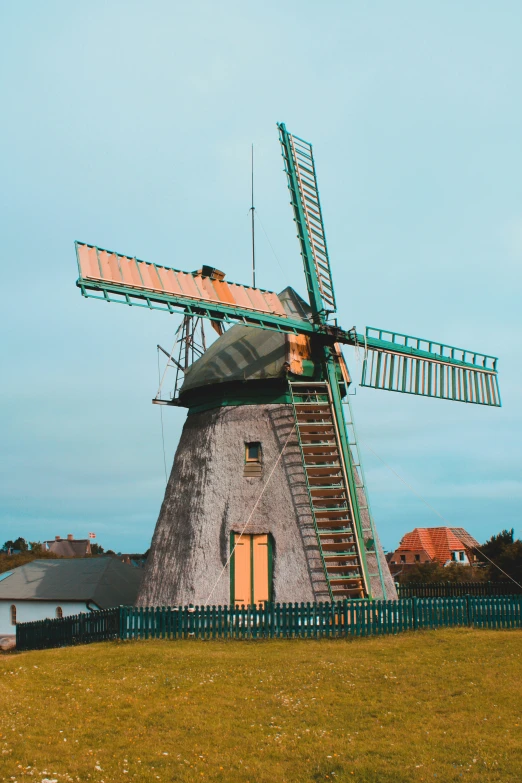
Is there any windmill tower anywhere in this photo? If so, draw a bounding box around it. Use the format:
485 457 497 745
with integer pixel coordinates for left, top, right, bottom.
74 123 501 606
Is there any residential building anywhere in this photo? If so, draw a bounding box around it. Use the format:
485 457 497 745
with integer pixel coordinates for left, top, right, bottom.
387 526 480 576
0 557 142 636
44 534 91 557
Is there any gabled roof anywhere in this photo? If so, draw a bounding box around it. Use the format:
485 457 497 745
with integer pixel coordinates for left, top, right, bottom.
45 539 90 557
0 558 142 608
450 528 480 550
396 527 467 564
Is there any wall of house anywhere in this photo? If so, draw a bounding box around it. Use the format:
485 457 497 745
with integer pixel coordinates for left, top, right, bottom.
389 549 431 565
0 600 91 636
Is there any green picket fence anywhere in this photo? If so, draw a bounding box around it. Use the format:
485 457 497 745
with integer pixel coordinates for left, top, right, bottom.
119 600 414 641
16 608 120 651
397 581 521 598
15 596 522 651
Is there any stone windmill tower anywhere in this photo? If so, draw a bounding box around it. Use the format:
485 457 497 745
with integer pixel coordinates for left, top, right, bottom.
74 123 501 607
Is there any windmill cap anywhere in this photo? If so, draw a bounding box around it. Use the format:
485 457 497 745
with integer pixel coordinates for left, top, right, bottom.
179 287 315 399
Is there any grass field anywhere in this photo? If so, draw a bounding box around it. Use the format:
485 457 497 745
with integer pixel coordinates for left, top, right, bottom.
1 629 521 783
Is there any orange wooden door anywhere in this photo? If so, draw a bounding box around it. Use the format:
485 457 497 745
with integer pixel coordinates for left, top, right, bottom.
232 533 272 606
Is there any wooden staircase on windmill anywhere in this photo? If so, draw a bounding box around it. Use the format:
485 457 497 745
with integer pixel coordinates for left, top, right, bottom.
289 382 367 600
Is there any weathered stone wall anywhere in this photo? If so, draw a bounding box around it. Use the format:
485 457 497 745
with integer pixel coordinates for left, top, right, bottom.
137 404 396 607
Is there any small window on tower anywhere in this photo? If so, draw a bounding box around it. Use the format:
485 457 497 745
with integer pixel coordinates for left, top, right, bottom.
400 555 406 564
244 442 262 477
414 554 420 563
245 442 261 463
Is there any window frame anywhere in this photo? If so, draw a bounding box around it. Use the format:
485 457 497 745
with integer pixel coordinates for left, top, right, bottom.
56 606 63 619
245 442 262 464
10 604 16 625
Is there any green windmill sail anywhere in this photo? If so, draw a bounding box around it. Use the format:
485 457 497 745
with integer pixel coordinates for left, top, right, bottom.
74 123 501 603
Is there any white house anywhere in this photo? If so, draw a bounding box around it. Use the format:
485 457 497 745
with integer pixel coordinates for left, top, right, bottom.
0 557 142 636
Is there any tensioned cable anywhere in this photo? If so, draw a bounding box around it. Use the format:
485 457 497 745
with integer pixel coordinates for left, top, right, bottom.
157 349 168 486
349 341 521 587
204 423 296 606
252 211 519 588
156 328 183 400
360 436 522 590
254 211 313 324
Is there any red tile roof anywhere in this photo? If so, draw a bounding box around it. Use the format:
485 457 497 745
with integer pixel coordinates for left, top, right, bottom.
450 528 480 550
396 527 467 564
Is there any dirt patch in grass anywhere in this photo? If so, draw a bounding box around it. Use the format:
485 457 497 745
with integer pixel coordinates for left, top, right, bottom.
1 629 521 782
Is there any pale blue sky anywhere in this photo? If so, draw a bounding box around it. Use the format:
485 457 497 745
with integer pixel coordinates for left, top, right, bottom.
1 1 520 552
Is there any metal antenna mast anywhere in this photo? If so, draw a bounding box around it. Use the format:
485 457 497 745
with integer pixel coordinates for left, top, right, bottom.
250 144 256 287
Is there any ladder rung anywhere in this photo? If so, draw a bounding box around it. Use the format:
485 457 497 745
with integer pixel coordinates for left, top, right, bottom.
309 484 343 489
311 490 347 497
305 465 342 470
313 506 350 514
319 530 354 536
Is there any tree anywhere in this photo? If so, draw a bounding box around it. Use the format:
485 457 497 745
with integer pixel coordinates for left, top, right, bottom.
90 543 104 555
478 529 514 563
3 537 28 552
478 529 522 584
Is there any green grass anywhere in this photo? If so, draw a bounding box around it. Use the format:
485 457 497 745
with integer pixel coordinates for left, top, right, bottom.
1 629 521 782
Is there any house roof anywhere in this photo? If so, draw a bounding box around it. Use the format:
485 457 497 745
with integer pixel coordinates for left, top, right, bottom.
450 528 480 550
0 558 142 608
396 527 467 563
45 539 90 557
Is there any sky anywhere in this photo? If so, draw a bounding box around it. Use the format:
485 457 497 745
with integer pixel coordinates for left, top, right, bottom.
1 1 521 553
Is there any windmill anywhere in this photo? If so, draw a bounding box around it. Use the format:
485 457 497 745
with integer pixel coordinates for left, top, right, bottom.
74 123 500 606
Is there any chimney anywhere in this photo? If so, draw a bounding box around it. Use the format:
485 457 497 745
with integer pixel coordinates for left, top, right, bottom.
67 534 74 541
55 535 61 541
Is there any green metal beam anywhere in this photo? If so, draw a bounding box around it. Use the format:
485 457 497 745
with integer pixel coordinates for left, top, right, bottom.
278 122 325 321
352 330 498 373
77 278 319 337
